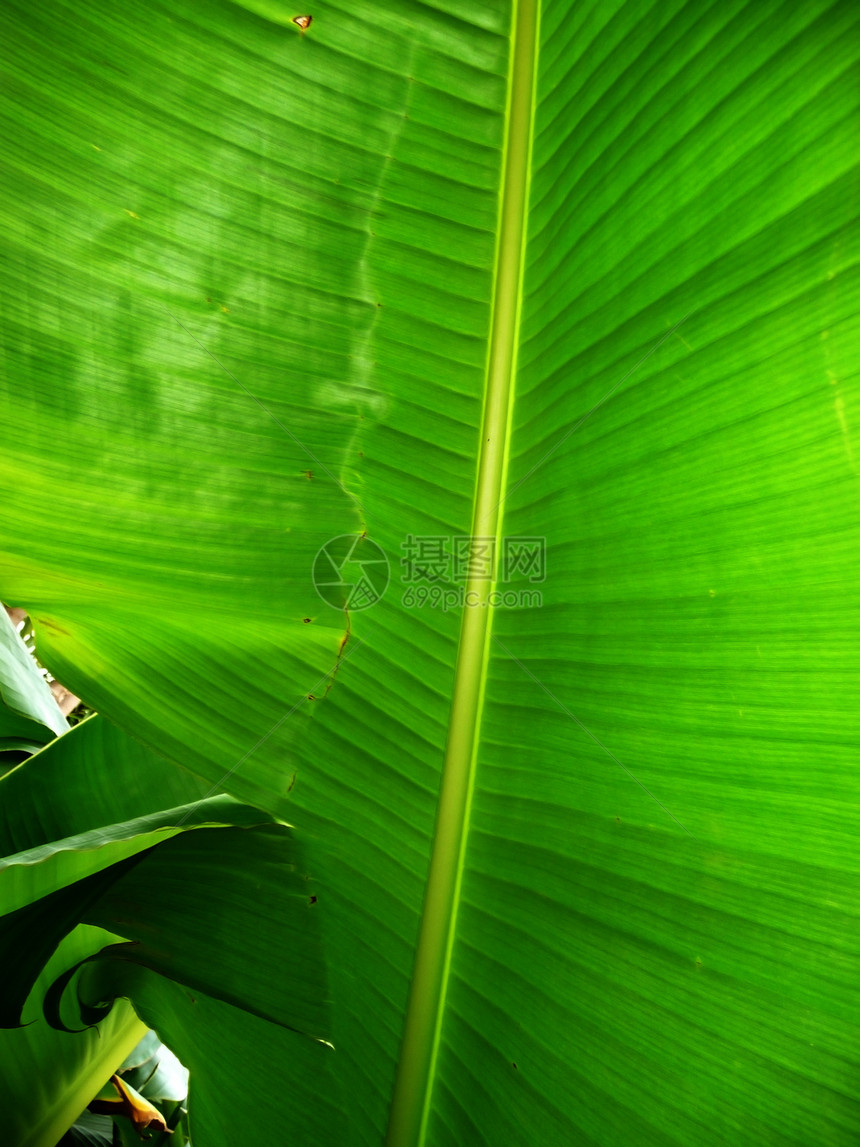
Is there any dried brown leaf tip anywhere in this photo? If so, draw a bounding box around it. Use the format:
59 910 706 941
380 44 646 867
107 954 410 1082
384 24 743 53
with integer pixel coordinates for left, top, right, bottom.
89 1074 171 1137
292 14 312 31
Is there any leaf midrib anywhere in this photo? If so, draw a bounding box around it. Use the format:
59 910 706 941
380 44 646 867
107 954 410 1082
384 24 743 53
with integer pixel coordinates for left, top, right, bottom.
384 3 540 1144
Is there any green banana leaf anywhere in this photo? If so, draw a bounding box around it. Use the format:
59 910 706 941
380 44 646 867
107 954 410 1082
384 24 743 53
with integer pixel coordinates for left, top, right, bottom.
2 824 329 1037
116 1029 188 1103
0 716 333 1145
1 1 859 1144
0 922 148 1147
59 1109 120 1147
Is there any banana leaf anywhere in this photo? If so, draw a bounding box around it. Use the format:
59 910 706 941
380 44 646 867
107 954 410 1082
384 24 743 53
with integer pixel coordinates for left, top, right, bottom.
0 604 67 764
0 716 333 1145
1 1 859 1144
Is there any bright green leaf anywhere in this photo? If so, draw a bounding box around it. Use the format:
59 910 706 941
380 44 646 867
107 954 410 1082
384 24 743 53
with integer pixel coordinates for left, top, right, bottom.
2 2 859 1145
0 925 147 1147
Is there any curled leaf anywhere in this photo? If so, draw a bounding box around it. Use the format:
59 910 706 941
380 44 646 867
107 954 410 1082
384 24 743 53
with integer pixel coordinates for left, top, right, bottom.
89 1074 171 1138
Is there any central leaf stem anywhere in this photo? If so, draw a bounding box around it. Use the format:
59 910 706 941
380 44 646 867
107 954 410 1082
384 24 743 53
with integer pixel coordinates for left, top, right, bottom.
385 3 539 1143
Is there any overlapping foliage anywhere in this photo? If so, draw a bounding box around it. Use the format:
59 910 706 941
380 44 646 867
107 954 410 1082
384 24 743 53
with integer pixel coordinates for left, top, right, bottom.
1 1 859 1144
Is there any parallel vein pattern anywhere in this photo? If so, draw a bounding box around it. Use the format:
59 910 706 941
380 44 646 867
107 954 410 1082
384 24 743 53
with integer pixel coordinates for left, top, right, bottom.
440 2 860 1144
1 2 859 1145
386 3 538 1143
